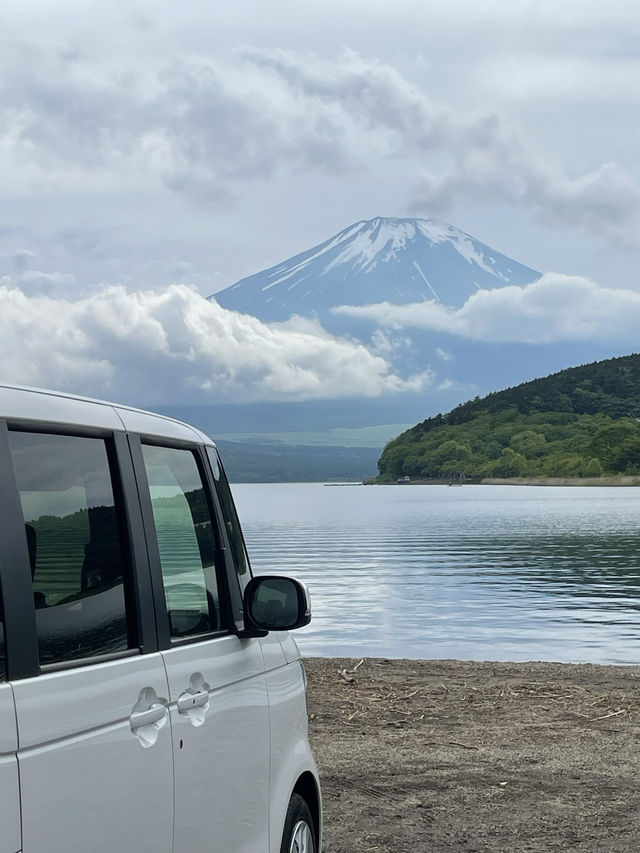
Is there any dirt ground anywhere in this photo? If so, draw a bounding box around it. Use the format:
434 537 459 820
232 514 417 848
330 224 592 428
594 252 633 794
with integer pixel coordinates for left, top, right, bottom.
305 657 640 853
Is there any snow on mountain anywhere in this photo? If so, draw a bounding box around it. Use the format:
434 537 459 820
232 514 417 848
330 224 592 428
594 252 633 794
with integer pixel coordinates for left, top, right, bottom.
212 217 541 324
205 217 627 427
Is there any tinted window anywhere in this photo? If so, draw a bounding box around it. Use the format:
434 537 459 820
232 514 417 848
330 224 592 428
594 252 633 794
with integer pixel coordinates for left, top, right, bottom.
9 432 132 665
206 447 251 590
142 445 222 639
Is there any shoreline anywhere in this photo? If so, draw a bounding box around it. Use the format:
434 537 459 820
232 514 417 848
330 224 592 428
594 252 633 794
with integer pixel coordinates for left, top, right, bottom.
367 475 640 487
306 656 640 852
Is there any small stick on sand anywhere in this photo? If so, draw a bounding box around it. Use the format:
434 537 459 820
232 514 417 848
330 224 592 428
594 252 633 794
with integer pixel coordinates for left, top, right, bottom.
589 709 626 722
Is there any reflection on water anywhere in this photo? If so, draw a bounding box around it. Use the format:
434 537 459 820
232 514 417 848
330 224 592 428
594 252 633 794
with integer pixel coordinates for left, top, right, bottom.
232 484 640 664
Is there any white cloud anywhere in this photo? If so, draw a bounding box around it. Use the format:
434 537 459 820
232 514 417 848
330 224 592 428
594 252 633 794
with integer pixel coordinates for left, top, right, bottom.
332 273 640 345
435 348 452 361
0 1 638 305
410 142 640 249
6 270 79 297
11 249 36 272
479 54 640 103
1 46 638 248
0 281 430 404
368 329 414 357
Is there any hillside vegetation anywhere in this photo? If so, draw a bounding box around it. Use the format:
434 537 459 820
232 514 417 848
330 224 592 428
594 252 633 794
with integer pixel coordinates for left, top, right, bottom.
378 354 640 480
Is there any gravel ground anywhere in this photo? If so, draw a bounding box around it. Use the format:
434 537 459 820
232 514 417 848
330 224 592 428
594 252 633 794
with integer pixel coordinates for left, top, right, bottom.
305 657 640 853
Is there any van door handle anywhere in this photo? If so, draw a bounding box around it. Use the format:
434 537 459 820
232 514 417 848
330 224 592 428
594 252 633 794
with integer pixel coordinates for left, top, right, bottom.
130 704 167 729
130 688 169 748
177 690 209 714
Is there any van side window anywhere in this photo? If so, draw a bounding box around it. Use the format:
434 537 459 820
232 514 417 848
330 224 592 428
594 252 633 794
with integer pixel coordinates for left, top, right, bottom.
205 447 251 591
9 431 132 666
141 445 223 639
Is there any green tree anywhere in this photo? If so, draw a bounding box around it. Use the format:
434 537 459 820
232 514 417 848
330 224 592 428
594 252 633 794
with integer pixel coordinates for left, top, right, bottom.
401 455 421 475
589 422 640 470
509 430 547 457
489 448 529 478
609 435 640 473
377 354 640 482
584 458 603 477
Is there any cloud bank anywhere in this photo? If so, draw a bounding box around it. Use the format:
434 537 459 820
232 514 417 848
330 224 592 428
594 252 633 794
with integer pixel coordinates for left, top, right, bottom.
2 46 638 246
0 280 430 405
333 273 640 345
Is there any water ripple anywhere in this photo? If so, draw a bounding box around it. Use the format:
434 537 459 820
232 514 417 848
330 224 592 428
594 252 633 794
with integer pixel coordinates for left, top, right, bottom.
233 484 640 664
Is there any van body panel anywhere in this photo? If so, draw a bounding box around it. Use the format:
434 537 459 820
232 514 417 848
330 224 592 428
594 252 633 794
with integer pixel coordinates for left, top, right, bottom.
13 655 173 853
114 406 204 442
278 630 304 665
264 661 321 853
188 428 215 446
161 634 271 853
0 682 17 755
0 684 20 853
259 630 288 671
0 385 122 431
259 635 321 852
0 386 208 445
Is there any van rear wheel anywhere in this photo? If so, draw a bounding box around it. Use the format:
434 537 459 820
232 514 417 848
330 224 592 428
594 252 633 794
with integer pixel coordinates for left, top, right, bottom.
280 793 316 853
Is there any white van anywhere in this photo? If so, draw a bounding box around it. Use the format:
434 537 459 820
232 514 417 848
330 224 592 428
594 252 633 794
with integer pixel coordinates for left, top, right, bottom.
0 384 321 853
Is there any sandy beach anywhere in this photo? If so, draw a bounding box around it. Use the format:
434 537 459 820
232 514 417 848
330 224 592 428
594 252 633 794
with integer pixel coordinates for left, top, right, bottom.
305 657 640 853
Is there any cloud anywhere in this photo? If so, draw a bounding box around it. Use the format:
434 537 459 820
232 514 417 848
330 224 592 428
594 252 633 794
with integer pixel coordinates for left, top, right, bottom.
409 142 640 248
435 348 452 361
332 273 640 345
0 280 430 404
1 45 638 245
15 270 79 297
479 54 640 103
368 329 414 357
12 249 35 273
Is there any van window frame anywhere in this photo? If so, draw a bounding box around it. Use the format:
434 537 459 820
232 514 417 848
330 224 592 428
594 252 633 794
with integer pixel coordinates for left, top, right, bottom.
0 419 158 680
0 420 39 680
202 445 250 633
128 434 236 650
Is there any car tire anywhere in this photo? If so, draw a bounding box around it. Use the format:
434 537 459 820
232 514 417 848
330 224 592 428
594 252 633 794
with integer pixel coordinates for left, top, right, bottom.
280 793 316 853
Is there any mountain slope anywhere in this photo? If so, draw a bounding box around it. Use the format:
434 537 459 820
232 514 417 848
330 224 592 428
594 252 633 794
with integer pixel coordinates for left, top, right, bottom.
212 216 541 323
378 354 640 481
210 216 628 415
415 353 640 429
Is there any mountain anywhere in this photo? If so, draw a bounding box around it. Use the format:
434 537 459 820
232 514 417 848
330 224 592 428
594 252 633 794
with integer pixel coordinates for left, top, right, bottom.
378 354 640 481
211 216 624 398
213 216 541 324
170 218 639 480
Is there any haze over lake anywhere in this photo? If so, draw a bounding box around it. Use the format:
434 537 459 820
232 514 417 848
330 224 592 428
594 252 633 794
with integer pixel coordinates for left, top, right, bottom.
233 483 640 665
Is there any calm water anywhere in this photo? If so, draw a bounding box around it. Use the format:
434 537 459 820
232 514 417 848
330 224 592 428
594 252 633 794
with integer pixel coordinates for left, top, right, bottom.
233 483 640 664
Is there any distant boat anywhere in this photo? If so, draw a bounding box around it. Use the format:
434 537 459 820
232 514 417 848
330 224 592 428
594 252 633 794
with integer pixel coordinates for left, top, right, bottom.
447 481 463 487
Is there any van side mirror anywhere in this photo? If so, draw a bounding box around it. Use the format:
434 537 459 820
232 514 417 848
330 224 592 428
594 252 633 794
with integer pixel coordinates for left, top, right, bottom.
240 576 311 637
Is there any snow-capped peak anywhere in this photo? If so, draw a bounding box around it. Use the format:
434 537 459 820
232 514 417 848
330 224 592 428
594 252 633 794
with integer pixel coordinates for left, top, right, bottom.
212 216 540 324
320 217 513 281
323 218 419 274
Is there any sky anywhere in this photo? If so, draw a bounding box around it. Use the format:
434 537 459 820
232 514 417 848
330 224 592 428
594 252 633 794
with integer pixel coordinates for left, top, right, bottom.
2 0 640 405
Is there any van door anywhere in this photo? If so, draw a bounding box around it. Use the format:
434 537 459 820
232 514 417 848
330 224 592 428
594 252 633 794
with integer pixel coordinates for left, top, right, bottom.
6 430 174 853
135 441 271 853
0 650 20 853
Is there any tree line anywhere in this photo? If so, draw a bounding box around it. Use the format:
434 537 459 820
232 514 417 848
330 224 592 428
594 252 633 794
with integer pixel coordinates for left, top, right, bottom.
378 354 640 480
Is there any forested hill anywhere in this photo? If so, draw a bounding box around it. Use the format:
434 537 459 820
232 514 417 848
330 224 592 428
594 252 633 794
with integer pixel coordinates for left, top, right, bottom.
378 354 640 481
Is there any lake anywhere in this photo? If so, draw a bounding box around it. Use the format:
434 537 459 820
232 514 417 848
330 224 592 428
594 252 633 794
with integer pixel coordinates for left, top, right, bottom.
232 483 640 665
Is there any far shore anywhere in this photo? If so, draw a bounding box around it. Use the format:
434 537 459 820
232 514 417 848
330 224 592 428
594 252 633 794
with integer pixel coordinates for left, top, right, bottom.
366 475 640 487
